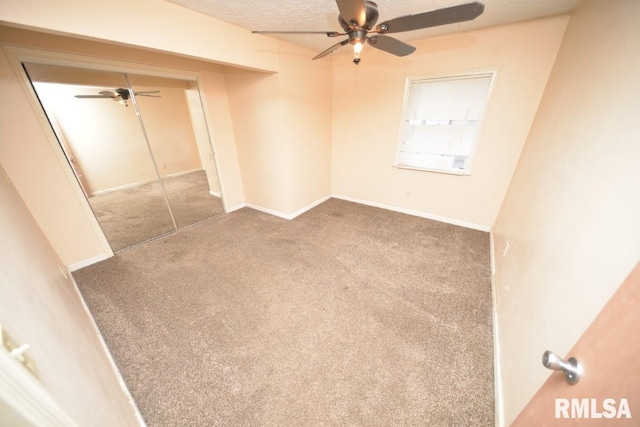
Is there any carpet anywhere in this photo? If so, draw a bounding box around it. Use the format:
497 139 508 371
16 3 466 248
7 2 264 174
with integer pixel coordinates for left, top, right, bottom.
88 170 223 252
73 198 495 426
162 170 223 229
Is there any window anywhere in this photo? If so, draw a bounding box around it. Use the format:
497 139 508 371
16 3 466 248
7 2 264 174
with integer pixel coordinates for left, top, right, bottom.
395 71 496 175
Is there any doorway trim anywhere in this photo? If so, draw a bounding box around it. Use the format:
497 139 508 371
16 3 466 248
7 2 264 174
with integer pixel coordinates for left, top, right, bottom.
0 348 78 426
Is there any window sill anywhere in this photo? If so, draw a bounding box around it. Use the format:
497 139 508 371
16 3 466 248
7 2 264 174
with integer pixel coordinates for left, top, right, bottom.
393 165 469 176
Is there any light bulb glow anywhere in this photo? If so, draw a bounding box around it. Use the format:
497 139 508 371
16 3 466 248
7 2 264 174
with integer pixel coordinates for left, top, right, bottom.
352 41 363 65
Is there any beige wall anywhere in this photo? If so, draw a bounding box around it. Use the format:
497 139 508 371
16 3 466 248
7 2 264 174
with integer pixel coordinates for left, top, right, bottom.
0 45 108 265
196 70 243 209
0 164 142 425
331 16 569 229
223 69 287 211
136 86 203 179
224 40 332 216
35 83 157 194
185 85 221 194
492 0 640 424
1 0 278 72
0 25 245 267
277 41 332 214
33 79 205 195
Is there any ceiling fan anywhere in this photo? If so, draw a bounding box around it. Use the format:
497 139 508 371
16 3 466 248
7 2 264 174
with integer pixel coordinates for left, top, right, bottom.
75 88 161 106
253 0 484 65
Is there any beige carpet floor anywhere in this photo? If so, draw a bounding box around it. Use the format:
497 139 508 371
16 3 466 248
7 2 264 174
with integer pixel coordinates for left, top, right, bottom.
163 170 223 229
88 170 223 252
74 198 495 426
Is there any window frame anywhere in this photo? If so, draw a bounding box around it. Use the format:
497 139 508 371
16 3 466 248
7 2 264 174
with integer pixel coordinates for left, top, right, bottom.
394 68 498 176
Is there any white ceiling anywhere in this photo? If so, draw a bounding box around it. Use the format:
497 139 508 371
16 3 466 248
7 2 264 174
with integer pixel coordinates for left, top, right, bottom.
165 0 581 55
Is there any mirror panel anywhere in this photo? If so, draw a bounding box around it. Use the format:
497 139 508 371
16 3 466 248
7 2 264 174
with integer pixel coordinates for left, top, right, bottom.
128 73 224 228
23 63 176 251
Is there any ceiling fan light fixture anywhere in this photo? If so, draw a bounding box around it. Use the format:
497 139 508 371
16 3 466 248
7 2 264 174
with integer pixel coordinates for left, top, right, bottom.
353 41 363 65
348 29 367 65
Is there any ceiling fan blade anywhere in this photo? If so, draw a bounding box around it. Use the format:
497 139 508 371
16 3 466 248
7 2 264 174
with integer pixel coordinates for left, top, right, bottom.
313 39 349 60
376 2 484 34
74 95 113 99
367 36 416 57
336 0 367 26
133 90 161 95
253 30 343 37
137 95 162 98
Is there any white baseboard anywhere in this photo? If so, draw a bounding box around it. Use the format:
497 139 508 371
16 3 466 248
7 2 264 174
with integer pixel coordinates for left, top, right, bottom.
165 168 202 178
69 275 147 426
331 194 491 232
90 169 204 197
234 195 491 231
209 190 221 198
245 203 290 220
91 179 151 197
489 229 504 427
68 252 112 272
225 202 247 214
246 195 332 221
288 195 332 219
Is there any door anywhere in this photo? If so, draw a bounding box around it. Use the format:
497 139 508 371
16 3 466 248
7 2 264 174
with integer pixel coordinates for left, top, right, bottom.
512 262 640 426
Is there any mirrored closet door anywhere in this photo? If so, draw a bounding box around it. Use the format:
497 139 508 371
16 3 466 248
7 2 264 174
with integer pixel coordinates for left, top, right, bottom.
23 63 224 252
128 73 223 229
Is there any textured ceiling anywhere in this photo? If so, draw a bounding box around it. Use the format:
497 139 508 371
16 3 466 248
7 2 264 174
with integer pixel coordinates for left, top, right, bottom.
165 0 581 55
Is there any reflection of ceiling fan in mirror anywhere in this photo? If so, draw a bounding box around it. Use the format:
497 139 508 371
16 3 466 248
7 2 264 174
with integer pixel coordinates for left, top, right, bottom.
74 88 161 107
253 0 484 65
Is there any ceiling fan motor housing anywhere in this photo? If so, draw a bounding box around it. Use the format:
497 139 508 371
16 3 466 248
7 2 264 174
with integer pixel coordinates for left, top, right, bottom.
339 1 379 32
115 88 131 100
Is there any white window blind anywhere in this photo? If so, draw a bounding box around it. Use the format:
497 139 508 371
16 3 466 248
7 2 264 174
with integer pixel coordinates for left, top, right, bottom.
396 72 494 174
